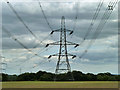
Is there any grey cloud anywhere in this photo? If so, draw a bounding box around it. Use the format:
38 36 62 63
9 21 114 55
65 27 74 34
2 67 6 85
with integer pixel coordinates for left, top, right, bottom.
1 1 118 74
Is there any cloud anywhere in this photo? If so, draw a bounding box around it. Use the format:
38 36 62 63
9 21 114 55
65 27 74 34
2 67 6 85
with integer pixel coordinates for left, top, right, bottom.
1 0 118 74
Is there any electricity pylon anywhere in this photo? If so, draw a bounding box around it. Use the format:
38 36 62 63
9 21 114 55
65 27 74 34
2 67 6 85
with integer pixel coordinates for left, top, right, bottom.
0 56 7 73
46 16 79 81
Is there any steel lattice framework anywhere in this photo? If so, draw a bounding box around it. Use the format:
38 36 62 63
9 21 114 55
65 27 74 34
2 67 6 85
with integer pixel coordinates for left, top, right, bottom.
46 16 79 81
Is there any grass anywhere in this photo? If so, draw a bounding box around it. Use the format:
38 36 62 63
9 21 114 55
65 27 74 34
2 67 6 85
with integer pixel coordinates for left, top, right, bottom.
2 81 119 88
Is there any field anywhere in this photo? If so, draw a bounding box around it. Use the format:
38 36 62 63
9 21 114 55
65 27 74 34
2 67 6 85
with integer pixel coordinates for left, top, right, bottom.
2 81 119 88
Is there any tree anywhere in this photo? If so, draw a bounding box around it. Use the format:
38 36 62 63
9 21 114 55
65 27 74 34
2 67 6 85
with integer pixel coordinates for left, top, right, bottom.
17 73 36 81
36 71 47 80
2 73 8 81
8 75 17 81
72 71 85 81
85 73 97 81
57 73 67 81
2 71 119 81
39 73 53 81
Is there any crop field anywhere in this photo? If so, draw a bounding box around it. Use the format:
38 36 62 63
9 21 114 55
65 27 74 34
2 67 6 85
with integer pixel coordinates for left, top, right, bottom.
2 81 119 88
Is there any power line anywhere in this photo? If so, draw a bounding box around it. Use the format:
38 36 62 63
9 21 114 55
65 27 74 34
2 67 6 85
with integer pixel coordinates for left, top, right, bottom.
2 27 53 70
29 34 56 60
7 52 52 70
84 0 104 39
32 34 51 48
29 45 54 60
4 0 53 60
5 1 56 58
38 0 53 31
5 0 51 50
2 26 47 60
6 0 41 42
73 1 79 31
31 30 63 59
78 0 118 59
78 0 104 46
32 0 56 48
66 0 104 55
69 1 80 39
2 27 50 71
89 0 118 44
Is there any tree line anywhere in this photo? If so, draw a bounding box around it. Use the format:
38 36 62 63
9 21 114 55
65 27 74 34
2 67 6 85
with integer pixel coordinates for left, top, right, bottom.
1 70 120 81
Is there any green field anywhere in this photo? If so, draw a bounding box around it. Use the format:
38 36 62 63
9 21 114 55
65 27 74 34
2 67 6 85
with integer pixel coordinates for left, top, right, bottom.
2 81 119 88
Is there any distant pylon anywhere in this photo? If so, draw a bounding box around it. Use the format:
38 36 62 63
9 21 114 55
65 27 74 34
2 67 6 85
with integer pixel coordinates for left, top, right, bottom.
46 16 79 81
108 5 113 10
0 56 7 73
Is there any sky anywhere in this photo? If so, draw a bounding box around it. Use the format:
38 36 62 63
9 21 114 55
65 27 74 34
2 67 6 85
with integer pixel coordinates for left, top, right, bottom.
0 0 119 75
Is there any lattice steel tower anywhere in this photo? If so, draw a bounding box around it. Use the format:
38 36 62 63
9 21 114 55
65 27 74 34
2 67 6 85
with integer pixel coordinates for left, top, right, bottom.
46 16 79 81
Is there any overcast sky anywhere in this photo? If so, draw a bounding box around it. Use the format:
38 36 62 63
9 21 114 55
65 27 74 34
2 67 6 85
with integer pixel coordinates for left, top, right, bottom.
1 0 119 75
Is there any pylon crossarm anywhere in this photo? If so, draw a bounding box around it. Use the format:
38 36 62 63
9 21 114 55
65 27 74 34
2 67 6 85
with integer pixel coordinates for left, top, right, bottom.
66 29 74 35
48 53 76 59
50 53 59 57
0 68 6 70
45 41 60 47
46 41 79 46
48 53 59 59
49 41 60 45
50 29 61 34
66 41 79 46
50 29 73 35
0 56 5 59
47 43 79 46
65 29 73 32
0 63 7 65
67 54 76 58
56 69 69 70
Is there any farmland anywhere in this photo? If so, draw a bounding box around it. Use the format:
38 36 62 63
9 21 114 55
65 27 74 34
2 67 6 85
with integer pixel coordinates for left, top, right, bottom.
2 81 119 88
